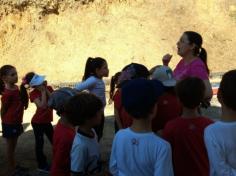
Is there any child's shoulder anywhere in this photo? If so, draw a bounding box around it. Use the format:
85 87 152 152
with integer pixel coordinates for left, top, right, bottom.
115 128 169 145
206 121 236 131
2 87 19 95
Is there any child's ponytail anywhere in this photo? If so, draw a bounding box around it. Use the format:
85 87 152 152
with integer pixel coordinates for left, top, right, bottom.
19 72 35 109
82 57 106 81
20 83 29 110
82 57 94 81
109 72 121 101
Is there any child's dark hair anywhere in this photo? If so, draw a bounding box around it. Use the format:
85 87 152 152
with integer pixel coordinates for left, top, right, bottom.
184 31 209 75
109 71 121 101
20 72 36 109
218 70 236 111
64 92 103 126
0 65 15 95
176 77 205 109
122 79 164 119
82 57 106 81
0 65 29 109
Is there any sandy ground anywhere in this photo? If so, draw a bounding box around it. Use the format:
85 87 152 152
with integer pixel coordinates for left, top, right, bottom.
0 0 232 174
0 97 115 176
0 95 221 176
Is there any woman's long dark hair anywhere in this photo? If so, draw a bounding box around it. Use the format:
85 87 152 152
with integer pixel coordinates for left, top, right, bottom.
184 31 210 75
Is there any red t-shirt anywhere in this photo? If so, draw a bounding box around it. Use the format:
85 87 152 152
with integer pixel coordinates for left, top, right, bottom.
1 87 24 124
152 92 182 132
113 89 133 128
30 86 53 123
162 117 213 176
51 121 76 176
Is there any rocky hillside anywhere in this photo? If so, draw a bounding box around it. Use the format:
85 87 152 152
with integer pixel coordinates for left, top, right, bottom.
0 0 236 83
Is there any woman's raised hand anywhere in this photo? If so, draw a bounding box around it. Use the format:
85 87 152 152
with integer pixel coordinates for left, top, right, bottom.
162 54 172 66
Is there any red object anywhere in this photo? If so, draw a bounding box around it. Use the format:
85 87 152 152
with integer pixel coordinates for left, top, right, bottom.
152 92 182 132
30 86 53 123
212 87 218 95
51 121 76 176
162 117 213 176
113 89 133 128
1 87 24 124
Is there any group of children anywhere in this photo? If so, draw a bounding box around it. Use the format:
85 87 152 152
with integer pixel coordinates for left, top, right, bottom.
0 31 236 176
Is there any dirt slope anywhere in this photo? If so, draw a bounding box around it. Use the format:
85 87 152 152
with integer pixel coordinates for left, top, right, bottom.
0 0 236 83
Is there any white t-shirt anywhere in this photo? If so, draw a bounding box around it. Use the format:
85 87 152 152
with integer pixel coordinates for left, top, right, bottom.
109 128 174 176
70 129 101 175
204 121 236 176
75 76 106 106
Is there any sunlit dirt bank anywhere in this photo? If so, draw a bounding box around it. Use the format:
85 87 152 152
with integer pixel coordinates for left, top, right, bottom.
0 0 236 83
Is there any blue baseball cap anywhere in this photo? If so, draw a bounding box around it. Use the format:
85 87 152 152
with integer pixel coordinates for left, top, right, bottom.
121 78 164 118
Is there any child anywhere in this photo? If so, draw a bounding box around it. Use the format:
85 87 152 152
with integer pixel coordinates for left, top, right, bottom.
69 93 104 175
109 71 121 133
110 78 174 176
162 77 213 176
21 72 54 172
204 70 236 176
108 71 121 105
48 87 77 176
0 65 28 175
113 63 150 131
75 57 109 141
150 65 182 133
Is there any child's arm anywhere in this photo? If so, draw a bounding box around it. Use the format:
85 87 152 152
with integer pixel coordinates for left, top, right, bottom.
109 136 118 176
204 129 236 175
75 77 97 92
33 85 48 108
0 95 11 118
0 104 6 118
70 144 87 176
154 142 174 176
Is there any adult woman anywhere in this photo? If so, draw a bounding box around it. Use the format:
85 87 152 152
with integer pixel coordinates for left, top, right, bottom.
163 31 213 103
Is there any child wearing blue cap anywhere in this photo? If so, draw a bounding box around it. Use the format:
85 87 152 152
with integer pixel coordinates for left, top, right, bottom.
109 78 174 176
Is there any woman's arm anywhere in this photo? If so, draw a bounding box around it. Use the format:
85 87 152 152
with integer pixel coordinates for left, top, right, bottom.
203 79 213 100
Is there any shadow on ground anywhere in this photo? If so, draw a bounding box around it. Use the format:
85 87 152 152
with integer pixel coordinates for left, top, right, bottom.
0 103 220 176
0 116 115 176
